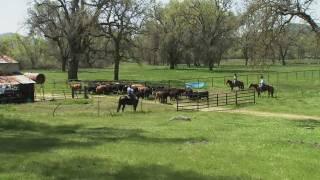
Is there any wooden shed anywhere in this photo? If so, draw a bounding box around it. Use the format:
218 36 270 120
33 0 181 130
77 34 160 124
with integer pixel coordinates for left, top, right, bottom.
0 75 35 103
0 55 36 103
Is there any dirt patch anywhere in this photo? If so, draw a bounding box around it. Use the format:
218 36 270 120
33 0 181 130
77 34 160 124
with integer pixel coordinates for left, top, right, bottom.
201 107 320 121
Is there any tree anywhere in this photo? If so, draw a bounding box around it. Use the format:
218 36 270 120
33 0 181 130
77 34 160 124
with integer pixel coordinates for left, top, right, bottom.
29 0 104 79
99 0 149 80
16 33 47 69
246 0 320 35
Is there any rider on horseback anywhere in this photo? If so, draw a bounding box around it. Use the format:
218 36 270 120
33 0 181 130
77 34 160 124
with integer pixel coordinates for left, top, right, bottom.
127 85 136 100
259 75 266 90
233 73 238 85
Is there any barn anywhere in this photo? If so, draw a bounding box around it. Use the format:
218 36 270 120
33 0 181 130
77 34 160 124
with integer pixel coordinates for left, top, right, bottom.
0 55 36 103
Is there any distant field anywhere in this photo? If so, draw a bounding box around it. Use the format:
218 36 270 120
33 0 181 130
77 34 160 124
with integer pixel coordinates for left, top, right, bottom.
1 63 320 179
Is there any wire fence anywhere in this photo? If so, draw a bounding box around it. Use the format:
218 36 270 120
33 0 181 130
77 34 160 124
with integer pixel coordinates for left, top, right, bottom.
49 95 169 117
34 69 320 101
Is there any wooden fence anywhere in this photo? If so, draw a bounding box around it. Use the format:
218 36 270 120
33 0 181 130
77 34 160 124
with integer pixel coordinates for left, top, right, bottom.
176 89 256 111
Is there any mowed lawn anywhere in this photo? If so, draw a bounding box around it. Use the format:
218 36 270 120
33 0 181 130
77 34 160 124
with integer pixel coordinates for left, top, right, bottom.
1 63 320 179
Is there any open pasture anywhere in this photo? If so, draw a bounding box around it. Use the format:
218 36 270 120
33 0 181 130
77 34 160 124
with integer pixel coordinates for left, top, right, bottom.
1 63 320 179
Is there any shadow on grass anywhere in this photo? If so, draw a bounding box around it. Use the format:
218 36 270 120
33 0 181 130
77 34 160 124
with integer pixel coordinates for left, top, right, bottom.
77 127 208 144
0 116 207 154
294 119 320 129
24 157 252 180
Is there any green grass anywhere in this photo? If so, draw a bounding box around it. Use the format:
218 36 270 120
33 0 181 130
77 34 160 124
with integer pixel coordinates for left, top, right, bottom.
1 63 320 179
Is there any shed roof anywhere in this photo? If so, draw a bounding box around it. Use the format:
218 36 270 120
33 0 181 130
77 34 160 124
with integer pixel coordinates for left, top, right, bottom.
0 55 18 64
0 75 35 85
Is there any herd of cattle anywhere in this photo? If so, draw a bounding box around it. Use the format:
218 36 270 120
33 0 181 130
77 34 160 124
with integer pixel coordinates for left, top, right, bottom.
70 82 209 103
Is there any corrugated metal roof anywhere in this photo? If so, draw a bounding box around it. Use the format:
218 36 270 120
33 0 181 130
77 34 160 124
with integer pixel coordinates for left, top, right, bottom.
0 75 35 85
0 55 18 64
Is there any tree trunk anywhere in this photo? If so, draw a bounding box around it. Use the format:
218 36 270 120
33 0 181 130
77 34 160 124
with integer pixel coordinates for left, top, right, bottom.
68 55 79 80
169 60 175 69
243 47 249 66
209 61 214 71
114 41 121 81
62 56 67 72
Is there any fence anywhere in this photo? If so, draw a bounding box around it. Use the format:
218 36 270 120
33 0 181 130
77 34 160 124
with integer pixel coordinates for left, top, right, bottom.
176 89 256 111
39 69 320 99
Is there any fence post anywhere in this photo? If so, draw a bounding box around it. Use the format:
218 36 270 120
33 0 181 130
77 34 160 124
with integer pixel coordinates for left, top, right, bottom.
71 88 75 99
97 97 100 117
235 91 238 105
225 93 228 105
246 75 249 86
84 86 88 99
63 90 66 100
197 96 199 110
207 95 209 108
211 77 214 87
176 98 179 111
216 94 219 107
41 85 45 101
277 72 279 87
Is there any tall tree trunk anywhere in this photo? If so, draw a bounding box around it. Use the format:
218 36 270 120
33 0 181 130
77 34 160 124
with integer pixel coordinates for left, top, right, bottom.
68 54 79 80
114 41 121 80
242 46 250 66
169 60 175 69
62 56 67 72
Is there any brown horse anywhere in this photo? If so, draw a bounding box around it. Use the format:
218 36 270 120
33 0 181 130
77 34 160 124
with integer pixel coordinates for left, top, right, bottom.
117 96 139 112
226 80 244 91
154 90 169 103
249 84 274 97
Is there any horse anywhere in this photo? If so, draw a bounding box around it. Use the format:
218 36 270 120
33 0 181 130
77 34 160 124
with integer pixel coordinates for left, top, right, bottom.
154 90 169 103
226 80 244 91
117 95 139 112
249 83 274 97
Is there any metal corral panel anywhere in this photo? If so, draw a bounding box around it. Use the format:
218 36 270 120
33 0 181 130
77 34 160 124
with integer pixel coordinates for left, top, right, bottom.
0 75 35 85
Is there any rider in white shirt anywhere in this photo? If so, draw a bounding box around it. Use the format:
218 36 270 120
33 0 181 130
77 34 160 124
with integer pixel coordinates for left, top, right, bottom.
127 85 135 99
233 73 238 85
259 75 266 89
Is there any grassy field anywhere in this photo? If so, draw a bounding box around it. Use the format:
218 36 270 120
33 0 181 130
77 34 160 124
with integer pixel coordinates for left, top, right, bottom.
1 63 320 179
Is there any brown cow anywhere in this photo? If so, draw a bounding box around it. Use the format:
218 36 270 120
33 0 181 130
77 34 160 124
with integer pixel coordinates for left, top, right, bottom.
169 88 186 101
96 84 113 94
70 83 81 90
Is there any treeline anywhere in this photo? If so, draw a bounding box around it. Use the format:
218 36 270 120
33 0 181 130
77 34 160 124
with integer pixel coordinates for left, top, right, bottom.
0 0 319 80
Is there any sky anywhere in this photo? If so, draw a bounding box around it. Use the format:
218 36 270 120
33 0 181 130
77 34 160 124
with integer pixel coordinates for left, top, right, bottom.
0 0 319 35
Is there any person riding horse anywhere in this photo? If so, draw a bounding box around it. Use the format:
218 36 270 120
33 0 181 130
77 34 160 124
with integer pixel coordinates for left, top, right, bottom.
259 75 266 91
127 85 136 100
226 73 244 90
233 73 238 85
